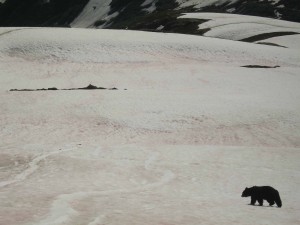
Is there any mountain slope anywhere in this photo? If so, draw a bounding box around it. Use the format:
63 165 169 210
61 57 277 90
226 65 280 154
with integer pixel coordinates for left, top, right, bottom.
0 0 300 28
0 0 89 27
178 12 300 42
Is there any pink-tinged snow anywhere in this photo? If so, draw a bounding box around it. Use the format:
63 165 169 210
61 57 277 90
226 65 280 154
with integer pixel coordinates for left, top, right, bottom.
179 13 300 40
0 28 300 225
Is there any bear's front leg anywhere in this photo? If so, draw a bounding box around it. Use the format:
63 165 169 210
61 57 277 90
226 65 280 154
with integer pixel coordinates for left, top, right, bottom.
258 199 263 206
250 196 256 205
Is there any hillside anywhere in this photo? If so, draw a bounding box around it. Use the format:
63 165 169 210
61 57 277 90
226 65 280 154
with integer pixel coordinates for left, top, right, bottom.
1 26 300 225
0 0 300 30
178 12 300 42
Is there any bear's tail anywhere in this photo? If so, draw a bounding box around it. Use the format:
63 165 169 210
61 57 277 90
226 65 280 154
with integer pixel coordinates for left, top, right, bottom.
275 190 282 208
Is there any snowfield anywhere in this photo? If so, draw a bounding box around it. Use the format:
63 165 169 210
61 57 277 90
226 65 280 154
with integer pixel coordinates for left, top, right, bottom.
179 13 300 41
0 27 300 225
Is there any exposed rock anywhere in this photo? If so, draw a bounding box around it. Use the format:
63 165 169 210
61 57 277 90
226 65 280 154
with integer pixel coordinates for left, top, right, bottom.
241 65 280 68
10 85 122 91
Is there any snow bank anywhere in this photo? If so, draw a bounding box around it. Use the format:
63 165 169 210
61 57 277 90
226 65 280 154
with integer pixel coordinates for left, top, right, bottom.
0 28 299 65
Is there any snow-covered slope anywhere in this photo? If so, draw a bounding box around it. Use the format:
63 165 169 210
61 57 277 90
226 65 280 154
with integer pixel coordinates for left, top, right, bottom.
176 0 284 9
255 34 300 49
176 0 239 8
1 0 300 28
69 0 300 29
1 27 300 225
179 12 300 41
71 0 112 28
1 28 299 67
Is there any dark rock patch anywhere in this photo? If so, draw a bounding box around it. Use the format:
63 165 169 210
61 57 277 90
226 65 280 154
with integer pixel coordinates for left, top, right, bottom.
239 32 299 42
241 65 280 68
10 84 120 92
80 84 100 90
256 42 288 48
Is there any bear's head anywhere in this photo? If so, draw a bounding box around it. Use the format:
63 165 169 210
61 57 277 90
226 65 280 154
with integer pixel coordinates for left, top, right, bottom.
241 187 252 197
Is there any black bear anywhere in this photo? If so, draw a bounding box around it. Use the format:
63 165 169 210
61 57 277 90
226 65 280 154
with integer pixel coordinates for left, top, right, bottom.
241 186 282 207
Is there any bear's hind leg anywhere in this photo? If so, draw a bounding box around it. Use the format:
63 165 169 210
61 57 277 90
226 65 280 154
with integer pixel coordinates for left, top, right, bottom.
267 199 275 206
258 199 263 206
250 197 256 205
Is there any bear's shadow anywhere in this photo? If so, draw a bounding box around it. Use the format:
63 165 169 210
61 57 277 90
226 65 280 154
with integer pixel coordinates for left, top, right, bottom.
248 204 276 207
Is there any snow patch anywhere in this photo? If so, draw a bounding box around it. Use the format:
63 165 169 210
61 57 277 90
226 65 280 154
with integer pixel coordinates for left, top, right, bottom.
275 10 282 19
156 25 164 31
71 0 112 28
269 0 280 5
177 0 239 9
226 7 235 13
142 0 157 13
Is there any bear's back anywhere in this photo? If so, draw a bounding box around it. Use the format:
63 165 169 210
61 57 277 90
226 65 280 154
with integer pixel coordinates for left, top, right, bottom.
252 186 278 198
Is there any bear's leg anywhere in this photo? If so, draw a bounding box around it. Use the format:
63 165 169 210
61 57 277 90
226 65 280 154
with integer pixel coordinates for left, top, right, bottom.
250 196 256 205
267 199 275 206
258 199 263 206
274 191 282 207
